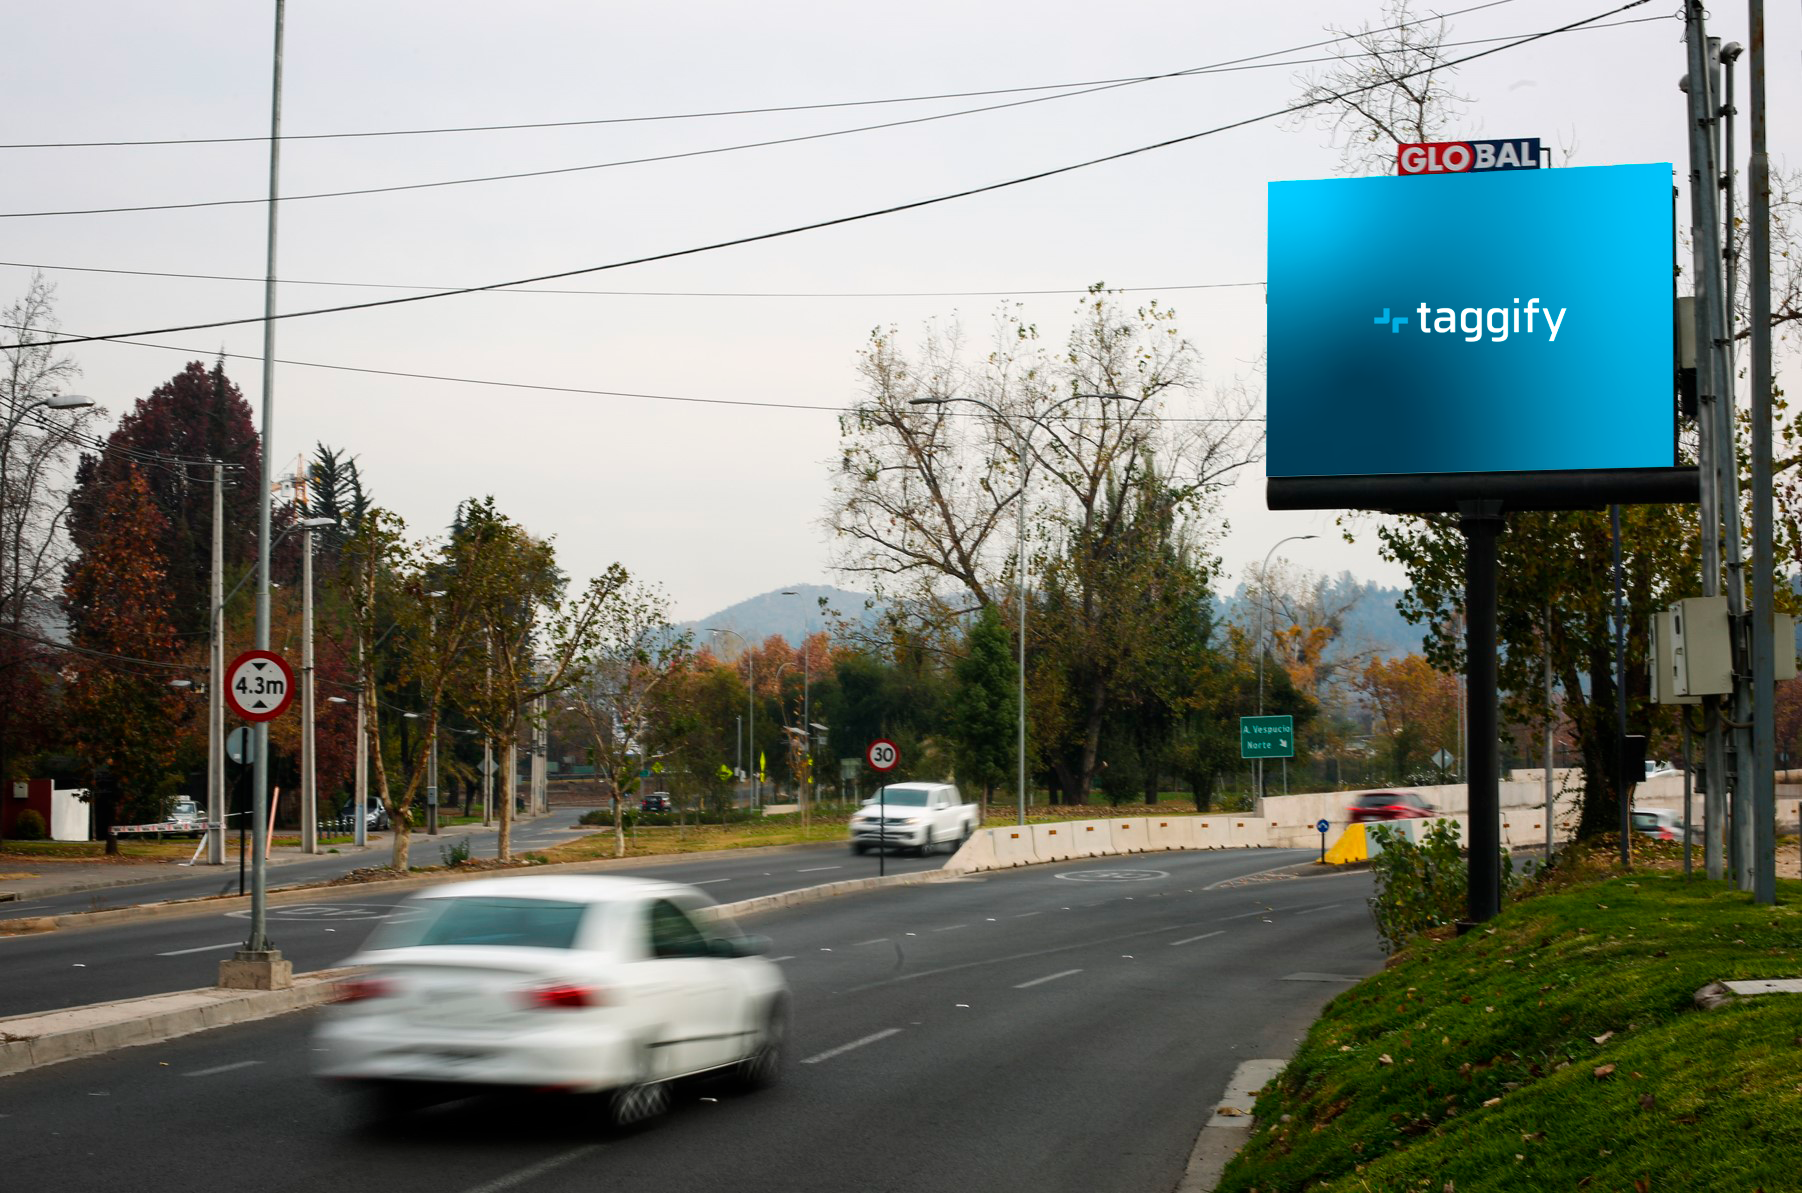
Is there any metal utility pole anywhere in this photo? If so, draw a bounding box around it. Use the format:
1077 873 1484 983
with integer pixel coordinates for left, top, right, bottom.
1746 0 1777 904
1684 9 1730 881
207 464 226 865
235 0 285 971
300 507 318 853
353 629 368 848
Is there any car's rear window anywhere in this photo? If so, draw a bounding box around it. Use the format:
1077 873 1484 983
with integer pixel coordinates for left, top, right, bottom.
368 896 589 950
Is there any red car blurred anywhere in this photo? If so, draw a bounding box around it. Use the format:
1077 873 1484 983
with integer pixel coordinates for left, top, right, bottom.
1347 791 1438 823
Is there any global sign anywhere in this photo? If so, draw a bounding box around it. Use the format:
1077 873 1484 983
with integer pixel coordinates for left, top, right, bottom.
1397 138 1544 175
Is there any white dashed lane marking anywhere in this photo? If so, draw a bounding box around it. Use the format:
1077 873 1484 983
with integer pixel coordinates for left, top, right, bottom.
1169 931 1226 947
1014 968 1083 989
801 1028 904 1065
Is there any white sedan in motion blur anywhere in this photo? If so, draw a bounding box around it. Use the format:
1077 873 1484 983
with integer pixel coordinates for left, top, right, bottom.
313 874 788 1127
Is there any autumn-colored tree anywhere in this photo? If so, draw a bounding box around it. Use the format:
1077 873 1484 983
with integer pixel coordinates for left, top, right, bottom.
61 465 183 842
1356 653 1462 783
66 360 261 641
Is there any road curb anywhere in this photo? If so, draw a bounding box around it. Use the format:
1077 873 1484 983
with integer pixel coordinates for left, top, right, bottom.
1177 1058 1288 1192
0 840 897 937
0 863 967 1078
0 968 356 1079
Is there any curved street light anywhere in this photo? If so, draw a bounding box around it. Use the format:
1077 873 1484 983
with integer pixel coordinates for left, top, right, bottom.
708 627 756 807
1254 534 1318 804
907 390 1125 824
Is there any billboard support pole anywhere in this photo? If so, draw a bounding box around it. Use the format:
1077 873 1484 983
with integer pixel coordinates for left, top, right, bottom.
1460 500 1504 924
1747 0 1777 905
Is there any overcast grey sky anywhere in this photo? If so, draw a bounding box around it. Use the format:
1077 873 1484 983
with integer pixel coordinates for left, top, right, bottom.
4 1 1794 620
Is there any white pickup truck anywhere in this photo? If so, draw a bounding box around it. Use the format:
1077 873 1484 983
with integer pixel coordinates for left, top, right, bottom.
849 782 979 856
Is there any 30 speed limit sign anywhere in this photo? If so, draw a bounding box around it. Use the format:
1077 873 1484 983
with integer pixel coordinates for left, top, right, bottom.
865 738 899 772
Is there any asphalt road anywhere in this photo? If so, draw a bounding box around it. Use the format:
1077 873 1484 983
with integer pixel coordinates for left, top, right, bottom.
0 809 595 922
0 840 944 1017
1 851 1381 1193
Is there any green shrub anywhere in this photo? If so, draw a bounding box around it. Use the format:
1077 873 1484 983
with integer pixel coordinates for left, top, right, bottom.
439 837 471 867
11 809 48 840
1366 819 1515 953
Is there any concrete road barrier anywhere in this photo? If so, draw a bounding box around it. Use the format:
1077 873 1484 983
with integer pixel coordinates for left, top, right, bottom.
945 826 998 873
991 826 1039 867
1109 817 1149 854
1190 818 1224 849
1069 820 1113 858
1147 817 1194 851
1031 822 1078 863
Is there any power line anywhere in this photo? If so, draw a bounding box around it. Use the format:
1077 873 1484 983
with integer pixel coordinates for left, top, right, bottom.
0 1 1656 354
0 9 1666 222
0 0 1529 151
0 259 1264 299
0 623 196 675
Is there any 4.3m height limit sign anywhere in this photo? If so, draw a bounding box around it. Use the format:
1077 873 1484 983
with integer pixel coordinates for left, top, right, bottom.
224 649 295 722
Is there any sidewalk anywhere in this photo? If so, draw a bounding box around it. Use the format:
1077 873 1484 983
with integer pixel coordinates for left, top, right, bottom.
0 817 497 904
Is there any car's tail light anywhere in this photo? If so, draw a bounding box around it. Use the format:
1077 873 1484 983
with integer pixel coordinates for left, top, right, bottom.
334 976 394 1003
525 983 604 1010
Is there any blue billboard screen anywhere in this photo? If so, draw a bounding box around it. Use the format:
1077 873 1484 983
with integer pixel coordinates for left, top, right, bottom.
1266 163 1674 479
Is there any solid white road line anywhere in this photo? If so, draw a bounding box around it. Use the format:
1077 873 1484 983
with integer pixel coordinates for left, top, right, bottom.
769 955 797 962
931 924 968 932
157 942 240 957
801 1028 903 1065
1168 931 1226 947
691 878 732 885
184 1060 262 1077
1013 968 1083 989
853 938 890 946
456 1145 604 1193
1294 903 1343 914
797 866 841 873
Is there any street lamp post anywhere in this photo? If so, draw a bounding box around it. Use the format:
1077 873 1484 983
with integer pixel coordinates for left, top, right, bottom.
781 591 816 826
709 627 754 808
907 391 1118 825
1255 534 1317 807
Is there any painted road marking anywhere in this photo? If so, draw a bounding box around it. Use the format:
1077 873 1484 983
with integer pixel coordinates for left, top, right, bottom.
797 866 841 873
456 1145 604 1193
157 942 240 956
1014 968 1083 989
853 938 890 946
1293 903 1343 914
184 1060 262 1077
931 924 968 932
1169 931 1226 947
801 1028 903 1065
691 878 732 886
769 955 796 962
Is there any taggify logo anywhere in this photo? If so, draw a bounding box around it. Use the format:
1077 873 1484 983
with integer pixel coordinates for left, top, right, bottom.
1374 298 1568 344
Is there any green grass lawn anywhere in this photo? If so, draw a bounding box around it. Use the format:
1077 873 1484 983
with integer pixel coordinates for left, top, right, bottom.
1218 849 1802 1192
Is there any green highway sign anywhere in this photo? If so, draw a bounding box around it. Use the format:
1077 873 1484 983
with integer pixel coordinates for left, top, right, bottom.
1240 715 1295 759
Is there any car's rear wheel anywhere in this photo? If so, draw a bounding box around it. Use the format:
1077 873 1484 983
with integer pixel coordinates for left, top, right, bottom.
851 841 867 855
606 1050 671 1131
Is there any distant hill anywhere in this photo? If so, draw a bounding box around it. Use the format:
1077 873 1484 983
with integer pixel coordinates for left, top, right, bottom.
679 584 882 651
1219 573 1422 662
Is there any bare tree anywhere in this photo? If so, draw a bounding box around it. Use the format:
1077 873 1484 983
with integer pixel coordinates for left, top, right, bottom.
568 579 690 857
1291 0 1468 176
1 274 99 788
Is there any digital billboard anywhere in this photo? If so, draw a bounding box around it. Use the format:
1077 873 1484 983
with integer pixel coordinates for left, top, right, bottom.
1266 163 1675 495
